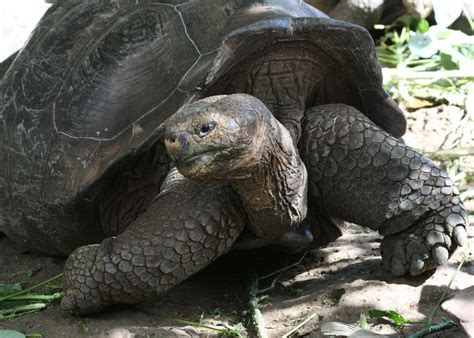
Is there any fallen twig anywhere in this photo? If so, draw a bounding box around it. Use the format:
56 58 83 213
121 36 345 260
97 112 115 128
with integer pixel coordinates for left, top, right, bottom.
282 313 316 338
257 252 307 282
384 69 474 80
170 317 243 337
426 147 474 160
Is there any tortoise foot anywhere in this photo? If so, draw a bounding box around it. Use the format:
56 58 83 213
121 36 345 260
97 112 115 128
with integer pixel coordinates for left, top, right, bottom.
381 206 468 276
61 170 245 314
301 103 468 277
62 244 112 314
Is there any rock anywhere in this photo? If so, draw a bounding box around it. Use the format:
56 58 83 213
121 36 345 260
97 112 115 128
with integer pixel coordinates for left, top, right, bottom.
305 0 387 28
402 0 433 19
305 0 339 14
442 286 474 337
330 0 385 28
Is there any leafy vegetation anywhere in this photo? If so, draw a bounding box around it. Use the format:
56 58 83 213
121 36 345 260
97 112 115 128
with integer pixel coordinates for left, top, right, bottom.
368 309 418 326
376 15 473 108
0 273 63 321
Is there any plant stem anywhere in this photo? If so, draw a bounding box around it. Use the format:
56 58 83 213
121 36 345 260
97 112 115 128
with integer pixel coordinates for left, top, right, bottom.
426 250 469 328
408 320 457 338
257 252 307 281
0 273 63 303
0 309 46 321
2 292 64 302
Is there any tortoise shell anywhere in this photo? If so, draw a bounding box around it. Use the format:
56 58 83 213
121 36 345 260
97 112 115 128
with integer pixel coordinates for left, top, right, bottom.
0 0 405 254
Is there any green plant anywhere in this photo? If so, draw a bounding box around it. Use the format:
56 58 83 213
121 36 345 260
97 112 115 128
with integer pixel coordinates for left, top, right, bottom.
376 11 474 108
0 273 63 321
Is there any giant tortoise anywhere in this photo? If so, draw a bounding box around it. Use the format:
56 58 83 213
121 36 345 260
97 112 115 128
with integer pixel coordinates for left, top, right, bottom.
0 0 468 314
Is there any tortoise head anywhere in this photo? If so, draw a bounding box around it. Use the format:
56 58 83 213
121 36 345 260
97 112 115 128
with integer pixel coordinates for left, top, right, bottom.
164 94 269 180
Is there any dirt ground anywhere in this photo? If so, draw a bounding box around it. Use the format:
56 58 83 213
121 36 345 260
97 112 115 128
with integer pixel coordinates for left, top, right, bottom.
0 223 473 337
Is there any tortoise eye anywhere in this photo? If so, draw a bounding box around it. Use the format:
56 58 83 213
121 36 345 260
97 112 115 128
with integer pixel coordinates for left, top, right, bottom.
198 123 216 138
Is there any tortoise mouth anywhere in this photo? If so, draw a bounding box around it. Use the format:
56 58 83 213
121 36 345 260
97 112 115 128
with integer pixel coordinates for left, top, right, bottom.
175 148 229 178
177 149 221 166
175 146 245 179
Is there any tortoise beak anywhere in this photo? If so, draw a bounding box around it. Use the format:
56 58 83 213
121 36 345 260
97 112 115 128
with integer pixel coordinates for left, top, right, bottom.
164 131 192 162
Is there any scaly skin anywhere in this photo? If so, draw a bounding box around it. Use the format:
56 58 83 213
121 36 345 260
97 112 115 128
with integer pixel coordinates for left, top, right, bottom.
61 169 245 314
300 104 468 276
61 98 469 314
165 94 308 240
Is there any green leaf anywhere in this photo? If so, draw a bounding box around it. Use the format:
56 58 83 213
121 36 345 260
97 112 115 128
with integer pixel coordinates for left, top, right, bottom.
458 44 474 59
0 330 26 338
79 318 90 334
0 303 47 320
417 20 430 34
440 53 459 70
433 0 463 28
0 273 63 304
1 291 64 303
368 309 415 326
0 284 23 297
409 33 438 58
399 14 416 27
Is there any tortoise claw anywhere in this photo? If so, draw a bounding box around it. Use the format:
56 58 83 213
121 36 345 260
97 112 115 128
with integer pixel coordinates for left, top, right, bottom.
432 245 449 266
453 226 467 247
409 254 426 276
381 205 467 277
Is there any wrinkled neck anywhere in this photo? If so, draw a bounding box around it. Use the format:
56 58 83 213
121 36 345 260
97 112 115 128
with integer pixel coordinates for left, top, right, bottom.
231 117 307 240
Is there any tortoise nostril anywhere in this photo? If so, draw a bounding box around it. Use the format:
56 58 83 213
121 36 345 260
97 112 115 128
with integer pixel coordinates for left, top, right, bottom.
165 132 191 154
165 131 178 144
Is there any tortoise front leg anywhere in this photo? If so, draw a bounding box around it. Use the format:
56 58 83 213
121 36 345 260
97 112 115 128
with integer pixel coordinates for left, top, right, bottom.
61 169 245 314
300 104 468 276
